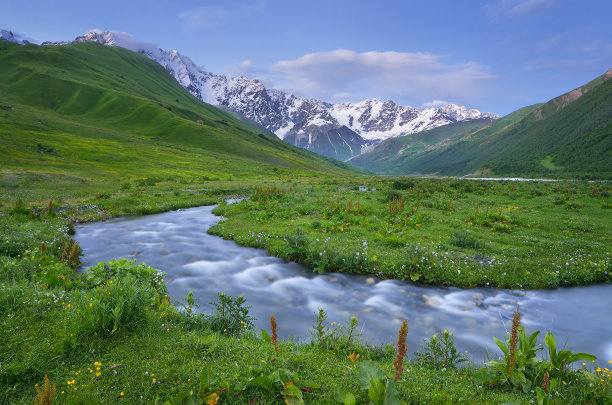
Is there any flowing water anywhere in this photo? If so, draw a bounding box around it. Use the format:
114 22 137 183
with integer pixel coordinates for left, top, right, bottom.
75 205 612 363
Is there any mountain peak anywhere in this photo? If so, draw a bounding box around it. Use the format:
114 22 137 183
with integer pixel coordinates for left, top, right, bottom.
0 29 33 45
3 27 500 161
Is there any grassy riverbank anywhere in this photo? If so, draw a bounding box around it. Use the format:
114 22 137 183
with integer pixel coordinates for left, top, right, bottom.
1 178 611 404
210 177 612 289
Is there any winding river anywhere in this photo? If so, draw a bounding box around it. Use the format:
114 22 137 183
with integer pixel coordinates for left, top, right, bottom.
75 205 612 363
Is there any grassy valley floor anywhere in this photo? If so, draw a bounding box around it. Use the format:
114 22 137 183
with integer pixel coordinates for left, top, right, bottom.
1 175 611 404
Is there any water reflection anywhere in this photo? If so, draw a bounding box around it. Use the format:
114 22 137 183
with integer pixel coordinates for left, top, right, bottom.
76 206 612 362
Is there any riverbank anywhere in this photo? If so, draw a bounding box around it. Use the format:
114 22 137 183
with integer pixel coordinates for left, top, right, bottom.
2 219 610 403
209 177 612 289
1 177 611 403
74 205 612 363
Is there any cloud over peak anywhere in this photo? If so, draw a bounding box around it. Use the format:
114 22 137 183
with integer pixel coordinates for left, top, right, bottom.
234 49 496 106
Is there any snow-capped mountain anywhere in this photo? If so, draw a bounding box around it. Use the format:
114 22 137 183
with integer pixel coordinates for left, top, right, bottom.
0 29 34 45
17 29 499 161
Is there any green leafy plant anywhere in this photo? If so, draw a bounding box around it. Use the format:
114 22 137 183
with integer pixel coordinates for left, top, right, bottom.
177 290 200 316
310 309 362 352
70 274 156 338
542 331 596 379
477 307 542 392
414 329 468 370
37 262 74 290
451 230 485 249
84 259 167 302
206 292 255 336
334 360 403 405
283 228 310 261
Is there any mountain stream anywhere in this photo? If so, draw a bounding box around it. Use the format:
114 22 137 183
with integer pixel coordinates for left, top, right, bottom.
75 205 612 363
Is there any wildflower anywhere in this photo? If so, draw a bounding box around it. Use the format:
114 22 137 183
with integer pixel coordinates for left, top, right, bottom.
120 392 124 397
508 305 520 376
542 372 550 392
348 352 360 362
270 315 278 363
394 319 408 381
206 392 219 405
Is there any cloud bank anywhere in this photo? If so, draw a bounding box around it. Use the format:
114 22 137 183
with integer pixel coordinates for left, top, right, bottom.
234 49 497 106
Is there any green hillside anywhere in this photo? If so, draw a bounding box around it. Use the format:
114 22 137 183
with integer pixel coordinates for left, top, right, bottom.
349 118 496 174
0 41 361 189
351 69 612 179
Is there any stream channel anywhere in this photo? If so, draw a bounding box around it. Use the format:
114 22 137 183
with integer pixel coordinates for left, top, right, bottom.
75 205 612 363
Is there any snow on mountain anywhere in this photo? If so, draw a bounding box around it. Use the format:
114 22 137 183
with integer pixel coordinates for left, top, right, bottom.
9 29 500 161
0 29 36 45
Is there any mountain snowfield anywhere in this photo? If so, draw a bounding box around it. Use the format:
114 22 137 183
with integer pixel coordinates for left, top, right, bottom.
3 29 499 160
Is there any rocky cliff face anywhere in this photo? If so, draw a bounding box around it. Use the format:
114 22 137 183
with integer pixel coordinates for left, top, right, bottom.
41 30 499 160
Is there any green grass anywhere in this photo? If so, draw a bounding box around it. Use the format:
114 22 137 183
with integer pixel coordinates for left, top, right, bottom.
0 40 363 192
210 177 612 289
540 155 562 170
1 39 611 403
1 213 610 404
352 69 612 179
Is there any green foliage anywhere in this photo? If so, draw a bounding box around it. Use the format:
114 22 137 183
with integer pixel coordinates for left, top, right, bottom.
450 230 485 250
69 274 156 338
310 309 362 352
542 332 597 380
206 292 255 336
84 258 167 301
8 199 30 215
351 360 402 405
177 290 200 316
477 322 599 396
283 228 310 261
352 71 612 179
414 329 468 370
478 327 542 392
37 261 74 290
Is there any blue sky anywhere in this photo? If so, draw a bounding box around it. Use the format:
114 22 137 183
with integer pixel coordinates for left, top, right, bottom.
2 0 611 115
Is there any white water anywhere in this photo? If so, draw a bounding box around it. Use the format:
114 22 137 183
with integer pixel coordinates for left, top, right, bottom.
75 206 612 363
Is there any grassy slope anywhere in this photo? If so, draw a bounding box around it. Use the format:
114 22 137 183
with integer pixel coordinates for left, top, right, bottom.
349 118 498 174
0 41 362 188
351 69 612 178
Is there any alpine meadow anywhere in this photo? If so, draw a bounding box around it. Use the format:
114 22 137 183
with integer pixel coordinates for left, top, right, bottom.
1 17 611 405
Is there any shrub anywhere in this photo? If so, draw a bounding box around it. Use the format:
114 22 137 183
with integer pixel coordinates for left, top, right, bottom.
37 262 74 290
283 228 310 261
70 274 156 338
84 258 167 301
391 180 414 190
451 231 485 250
414 329 468 370
310 308 362 352
206 293 255 336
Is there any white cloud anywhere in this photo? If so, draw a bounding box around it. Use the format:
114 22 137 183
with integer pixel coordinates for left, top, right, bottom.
422 100 453 107
92 29 159 54
233 49 497 107
486 0 558 21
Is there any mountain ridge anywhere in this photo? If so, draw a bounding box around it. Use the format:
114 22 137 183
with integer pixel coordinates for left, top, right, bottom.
24 29 498 160
351 68 612 179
